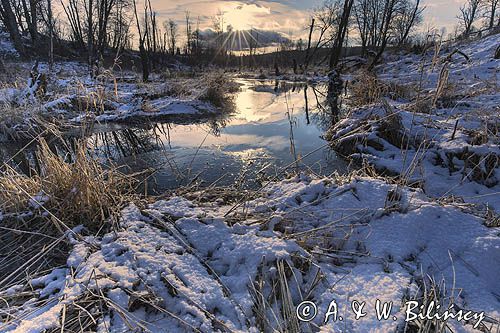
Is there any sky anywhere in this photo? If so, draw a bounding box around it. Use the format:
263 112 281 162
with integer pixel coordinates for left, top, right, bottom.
151 0 466 40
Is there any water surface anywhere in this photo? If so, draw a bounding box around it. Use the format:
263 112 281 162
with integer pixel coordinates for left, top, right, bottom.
3 79 348 193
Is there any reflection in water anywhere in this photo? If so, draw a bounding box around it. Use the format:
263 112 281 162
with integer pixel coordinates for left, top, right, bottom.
1 79 349 193
327 71 345 124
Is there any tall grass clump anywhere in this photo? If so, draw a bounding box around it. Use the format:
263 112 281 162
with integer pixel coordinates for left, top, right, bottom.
197 73 239 111
0 138 135 231
349 71 414 107
0 166 41 212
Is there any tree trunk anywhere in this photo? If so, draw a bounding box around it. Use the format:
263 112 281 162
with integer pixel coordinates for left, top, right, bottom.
397 0 421 47
88 0 94 76
48 0 54 70
489 1 497 29
329 0 354 69
303 18 315 70
1 0 25 55
29 0 37 43
139 43 150 82
368 0 396 71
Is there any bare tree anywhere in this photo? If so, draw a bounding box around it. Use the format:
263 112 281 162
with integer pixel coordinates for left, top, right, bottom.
193 16 200 55
164 19 177 55
61 0 86 48
458 0 481 37
87 0 94 73
304 2 339 69
483 0 499 28
61 0 129 56
132 0 149 81
303 18 315 69
212 9 225 58
367 0 400 70
108 0 131 51
354 0 385 54
18 0 38 45
185 10 191 54
48 0 54 69
394 0 424 46
329 0 354 69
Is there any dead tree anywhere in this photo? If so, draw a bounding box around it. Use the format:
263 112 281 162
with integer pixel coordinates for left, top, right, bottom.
394 0 424 46
87 0 94 75
48 0 54 69
483 0 499 29
164 19 178 55
303 18 315 69
132 0 149 81
19 0 38 45
354 0 388 55
96 0 118 55
185 10 192 55
304 2 339 69
61 0 85 48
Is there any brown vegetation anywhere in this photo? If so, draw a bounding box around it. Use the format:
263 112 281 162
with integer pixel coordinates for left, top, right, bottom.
0 139 136 230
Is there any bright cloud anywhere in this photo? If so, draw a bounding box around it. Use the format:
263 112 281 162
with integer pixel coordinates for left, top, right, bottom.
151 0 468 42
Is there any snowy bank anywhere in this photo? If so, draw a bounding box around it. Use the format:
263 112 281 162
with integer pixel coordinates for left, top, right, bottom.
1 175 499 332
327 33 499 213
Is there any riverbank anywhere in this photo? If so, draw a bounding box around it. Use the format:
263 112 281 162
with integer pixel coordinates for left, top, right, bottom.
0 63 238 141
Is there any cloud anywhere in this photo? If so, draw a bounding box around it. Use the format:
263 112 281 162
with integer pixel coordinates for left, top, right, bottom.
150 0 465 44
151 0 314 39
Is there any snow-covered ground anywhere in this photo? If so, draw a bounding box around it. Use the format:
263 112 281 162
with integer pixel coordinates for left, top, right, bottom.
0 32 17 57
328 33 499 213
1 175 499 332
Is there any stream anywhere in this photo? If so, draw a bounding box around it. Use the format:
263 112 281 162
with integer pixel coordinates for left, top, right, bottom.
2 79 349 194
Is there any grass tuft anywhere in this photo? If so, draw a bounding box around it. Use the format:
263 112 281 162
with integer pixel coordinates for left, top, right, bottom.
0 138 136 231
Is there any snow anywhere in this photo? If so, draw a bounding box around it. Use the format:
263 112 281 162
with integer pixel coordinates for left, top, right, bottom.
1 60 229 139
328 32 500 212
0 32 17 57
2 174 499 332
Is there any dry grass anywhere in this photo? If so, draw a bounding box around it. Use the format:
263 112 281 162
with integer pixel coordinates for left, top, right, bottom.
402 275 451 333
250 258 305 333
349 71 414 107
197 72 239 110
0 166 40 212
0 138 138 312
164 80 192 97
0 138 136 231
0 101 62 141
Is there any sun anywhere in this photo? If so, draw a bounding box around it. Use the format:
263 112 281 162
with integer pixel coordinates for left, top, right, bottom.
223 3 270 31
